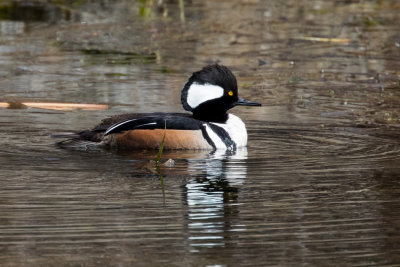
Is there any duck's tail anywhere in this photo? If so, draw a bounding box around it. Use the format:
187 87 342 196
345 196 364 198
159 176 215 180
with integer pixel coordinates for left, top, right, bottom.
52 131 103 150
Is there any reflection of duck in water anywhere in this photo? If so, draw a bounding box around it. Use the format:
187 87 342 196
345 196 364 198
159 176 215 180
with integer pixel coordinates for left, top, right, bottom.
184 152 248 250
57 65 261 151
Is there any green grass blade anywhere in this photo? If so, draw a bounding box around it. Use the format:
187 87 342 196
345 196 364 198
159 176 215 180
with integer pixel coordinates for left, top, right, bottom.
156 120 167 164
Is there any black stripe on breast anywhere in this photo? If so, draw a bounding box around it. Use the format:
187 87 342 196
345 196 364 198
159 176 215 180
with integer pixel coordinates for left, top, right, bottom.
207 123 236 151
199 125 216 150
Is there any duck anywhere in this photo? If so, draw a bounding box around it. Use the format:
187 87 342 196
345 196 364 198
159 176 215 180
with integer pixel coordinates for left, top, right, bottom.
57 64 261 151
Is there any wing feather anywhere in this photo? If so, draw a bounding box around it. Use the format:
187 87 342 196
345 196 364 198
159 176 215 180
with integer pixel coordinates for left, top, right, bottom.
104 115 203 136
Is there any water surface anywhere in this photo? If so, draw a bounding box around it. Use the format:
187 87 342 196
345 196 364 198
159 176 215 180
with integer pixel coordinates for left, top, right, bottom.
0 0 399 266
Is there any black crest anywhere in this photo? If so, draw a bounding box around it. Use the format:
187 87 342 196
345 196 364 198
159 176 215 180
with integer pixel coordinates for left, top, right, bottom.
181 64 238 112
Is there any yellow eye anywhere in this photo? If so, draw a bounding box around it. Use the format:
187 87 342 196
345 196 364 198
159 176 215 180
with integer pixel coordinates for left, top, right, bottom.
228 91 234 96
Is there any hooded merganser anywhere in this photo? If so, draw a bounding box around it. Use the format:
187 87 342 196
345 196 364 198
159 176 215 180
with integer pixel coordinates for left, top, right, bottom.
58 64 261 151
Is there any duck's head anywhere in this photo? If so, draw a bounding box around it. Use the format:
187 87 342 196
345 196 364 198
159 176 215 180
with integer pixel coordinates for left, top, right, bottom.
181 64 261 123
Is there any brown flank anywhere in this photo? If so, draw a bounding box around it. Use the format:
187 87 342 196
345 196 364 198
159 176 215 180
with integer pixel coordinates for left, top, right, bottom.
107 129 212 150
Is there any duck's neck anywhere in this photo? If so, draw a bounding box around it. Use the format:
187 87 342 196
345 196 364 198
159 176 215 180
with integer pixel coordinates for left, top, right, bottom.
192 110 228 123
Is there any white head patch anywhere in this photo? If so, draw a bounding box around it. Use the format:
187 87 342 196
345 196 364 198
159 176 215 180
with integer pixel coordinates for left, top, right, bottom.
186 82 224 109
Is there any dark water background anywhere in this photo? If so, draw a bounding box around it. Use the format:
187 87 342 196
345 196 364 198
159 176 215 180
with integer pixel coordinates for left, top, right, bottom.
0 0 399 266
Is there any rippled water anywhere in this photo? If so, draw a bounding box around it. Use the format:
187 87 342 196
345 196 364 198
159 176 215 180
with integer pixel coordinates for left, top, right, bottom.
1 0 400 266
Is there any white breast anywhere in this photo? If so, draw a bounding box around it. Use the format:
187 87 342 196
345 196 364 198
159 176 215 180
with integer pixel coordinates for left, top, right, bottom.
208 114 248 150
